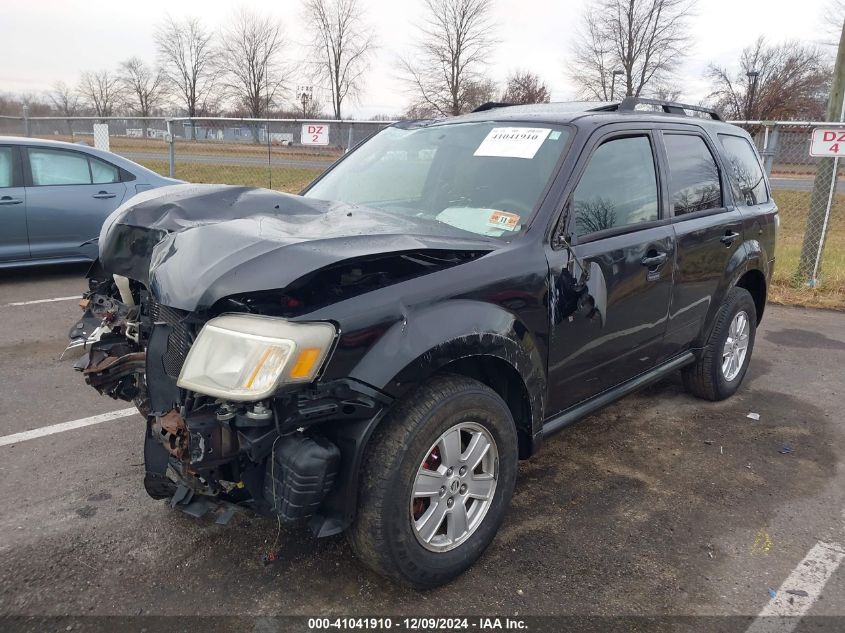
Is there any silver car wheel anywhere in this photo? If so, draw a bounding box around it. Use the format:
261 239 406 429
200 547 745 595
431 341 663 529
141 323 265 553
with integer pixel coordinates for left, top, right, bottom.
410 422 499 553
722 310 750 382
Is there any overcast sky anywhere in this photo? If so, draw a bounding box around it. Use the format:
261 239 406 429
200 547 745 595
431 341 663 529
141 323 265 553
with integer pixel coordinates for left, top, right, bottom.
0 0 835 117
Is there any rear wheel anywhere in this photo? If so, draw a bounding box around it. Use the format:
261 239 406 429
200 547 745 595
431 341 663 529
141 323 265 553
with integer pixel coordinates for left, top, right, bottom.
683 286 757 401
347 374 518 588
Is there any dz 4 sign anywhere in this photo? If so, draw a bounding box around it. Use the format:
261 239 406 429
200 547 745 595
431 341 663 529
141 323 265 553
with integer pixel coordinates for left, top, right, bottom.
301 123 329 146
810 129 845 157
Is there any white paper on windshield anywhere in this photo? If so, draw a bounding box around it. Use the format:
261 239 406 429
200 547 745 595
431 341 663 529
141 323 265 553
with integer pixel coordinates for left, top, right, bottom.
474 127 552 159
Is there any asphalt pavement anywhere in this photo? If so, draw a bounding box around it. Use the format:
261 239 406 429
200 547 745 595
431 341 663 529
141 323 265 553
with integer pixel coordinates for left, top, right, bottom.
1 265 844 631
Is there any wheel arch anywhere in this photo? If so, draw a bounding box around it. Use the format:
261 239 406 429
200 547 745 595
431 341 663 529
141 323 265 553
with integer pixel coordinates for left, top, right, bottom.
735 267 767 324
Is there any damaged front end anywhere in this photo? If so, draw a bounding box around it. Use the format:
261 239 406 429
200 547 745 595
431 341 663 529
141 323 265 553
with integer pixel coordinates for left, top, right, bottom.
67 185 492 533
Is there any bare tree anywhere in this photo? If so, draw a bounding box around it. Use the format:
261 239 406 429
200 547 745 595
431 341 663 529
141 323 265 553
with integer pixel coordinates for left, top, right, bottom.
218 8 287 140
501 70 550 104
400 0 497 117
569 0 693 100
707 37 831 120
304 0 374 119
155 15 217 136
47 81 81 134
78 70 123 119
119 57 166 136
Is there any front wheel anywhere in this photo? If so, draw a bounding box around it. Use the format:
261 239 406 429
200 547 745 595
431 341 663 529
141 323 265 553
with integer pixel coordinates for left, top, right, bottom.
683 286 757 401
347 374 518 588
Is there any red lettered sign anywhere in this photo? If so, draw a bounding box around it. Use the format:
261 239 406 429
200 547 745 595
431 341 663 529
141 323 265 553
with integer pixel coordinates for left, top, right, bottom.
810 129 845 156
301 124 329 145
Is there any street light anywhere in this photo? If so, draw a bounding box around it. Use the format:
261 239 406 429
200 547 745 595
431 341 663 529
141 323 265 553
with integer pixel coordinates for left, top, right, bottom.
746 70 760 120
610 69 624 101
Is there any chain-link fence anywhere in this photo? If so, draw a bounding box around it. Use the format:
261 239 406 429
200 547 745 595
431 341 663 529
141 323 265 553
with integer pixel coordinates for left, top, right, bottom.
0 114 394 193
732 121 845 308
1 113 843 307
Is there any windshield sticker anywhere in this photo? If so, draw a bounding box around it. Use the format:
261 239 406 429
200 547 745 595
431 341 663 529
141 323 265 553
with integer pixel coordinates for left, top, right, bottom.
474 127 552 159
488 211 521 232
549 130 562 140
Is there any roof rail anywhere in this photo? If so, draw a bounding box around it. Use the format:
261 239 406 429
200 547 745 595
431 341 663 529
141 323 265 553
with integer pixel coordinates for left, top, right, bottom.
472 101 515 113
616 97 723 121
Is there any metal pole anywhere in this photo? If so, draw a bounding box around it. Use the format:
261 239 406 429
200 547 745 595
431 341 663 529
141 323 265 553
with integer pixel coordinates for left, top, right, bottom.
810 88 845 286
763 126 779 177
22 105 30 137
166 119 175 179
346 124 354 153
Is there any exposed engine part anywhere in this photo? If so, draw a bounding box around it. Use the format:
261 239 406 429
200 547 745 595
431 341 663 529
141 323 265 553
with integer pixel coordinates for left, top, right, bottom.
113 274 136 307
264 434 340 521
154 409 189 460
246 402 273 421
75 335 145 402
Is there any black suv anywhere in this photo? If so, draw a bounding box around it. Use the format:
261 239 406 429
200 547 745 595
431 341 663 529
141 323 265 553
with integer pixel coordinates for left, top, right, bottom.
70 98 777 588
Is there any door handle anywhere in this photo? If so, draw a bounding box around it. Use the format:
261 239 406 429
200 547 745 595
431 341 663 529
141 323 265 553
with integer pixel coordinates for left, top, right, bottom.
0 196 23 205
720 231 740 246
641 252 668 268
92 191 116 199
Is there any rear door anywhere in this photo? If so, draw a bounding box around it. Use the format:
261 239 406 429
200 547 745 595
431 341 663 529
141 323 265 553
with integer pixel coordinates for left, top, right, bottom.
0 145 28 262
658 127 744 353
23 146 128 261
545 126 676 414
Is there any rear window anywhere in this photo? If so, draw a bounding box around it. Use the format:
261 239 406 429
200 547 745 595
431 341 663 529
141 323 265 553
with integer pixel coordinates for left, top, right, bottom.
718 134 768 205
663 134 722 216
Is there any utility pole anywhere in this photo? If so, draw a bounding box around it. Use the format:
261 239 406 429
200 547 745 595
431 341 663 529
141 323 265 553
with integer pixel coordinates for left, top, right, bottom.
797 18 845 285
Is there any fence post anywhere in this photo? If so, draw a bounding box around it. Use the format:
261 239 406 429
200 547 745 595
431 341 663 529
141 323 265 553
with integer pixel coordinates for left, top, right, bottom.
166 119 175 179
22 105 30 137
762 125 779 177
346 124 354 153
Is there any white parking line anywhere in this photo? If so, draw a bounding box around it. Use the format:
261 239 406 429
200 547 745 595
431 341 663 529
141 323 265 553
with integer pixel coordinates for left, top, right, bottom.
745 540 845 633
4 296 80 307
0 408 138 448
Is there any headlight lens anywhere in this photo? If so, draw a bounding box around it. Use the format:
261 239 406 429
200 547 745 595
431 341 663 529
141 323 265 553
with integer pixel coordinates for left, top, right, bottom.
176 314 336 400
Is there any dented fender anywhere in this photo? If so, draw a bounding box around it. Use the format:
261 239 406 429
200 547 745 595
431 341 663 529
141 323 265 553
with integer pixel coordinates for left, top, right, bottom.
346 299 546 439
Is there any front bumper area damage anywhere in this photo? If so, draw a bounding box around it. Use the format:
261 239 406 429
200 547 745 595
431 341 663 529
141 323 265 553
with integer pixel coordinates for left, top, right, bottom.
72 276 390 535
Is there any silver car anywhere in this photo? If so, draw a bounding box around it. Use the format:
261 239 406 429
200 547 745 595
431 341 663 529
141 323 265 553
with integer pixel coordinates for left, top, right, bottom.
0 136 179 268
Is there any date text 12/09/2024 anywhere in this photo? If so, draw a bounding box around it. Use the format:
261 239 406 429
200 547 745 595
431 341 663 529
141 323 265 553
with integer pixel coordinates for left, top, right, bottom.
307 617 528 630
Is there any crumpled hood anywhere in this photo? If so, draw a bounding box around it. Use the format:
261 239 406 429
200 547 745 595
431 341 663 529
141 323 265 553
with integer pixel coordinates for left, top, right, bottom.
99 184 497 311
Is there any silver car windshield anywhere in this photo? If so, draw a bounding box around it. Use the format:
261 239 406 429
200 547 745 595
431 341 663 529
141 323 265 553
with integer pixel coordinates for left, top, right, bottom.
304 122 571 239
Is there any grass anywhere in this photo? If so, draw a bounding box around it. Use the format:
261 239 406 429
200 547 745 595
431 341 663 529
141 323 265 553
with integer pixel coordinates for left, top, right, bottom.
140 160 324 193
770 190 845 310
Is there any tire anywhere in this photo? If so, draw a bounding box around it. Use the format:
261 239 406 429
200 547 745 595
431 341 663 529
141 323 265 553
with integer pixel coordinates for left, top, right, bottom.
347 373 518 589
682 286 757 401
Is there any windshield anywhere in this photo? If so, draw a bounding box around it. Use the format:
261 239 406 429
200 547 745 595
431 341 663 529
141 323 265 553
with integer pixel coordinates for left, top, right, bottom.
304 122 571 239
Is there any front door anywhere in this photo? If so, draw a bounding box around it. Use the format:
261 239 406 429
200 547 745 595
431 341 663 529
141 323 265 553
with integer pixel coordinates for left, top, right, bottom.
0 145 28 263
545 130 675 415
23 146 127 261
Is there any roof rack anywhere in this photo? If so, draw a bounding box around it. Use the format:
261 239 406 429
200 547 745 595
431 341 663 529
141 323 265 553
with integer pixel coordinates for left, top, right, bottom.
612 97 722 120
471 101 515 113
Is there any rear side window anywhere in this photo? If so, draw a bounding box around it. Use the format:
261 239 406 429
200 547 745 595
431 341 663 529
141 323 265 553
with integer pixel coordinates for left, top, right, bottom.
718 134 768 205
91 157 120 184
663 134 722 215
29 148 91 185
572 135 659 236
0 147 12 188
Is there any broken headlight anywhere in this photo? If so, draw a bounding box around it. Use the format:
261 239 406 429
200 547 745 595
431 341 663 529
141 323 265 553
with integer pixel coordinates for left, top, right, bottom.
176 314 336 401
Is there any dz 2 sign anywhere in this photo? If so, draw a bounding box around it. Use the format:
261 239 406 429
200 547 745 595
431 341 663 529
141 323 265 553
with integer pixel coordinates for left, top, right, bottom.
809 129 845 157
301 123 330 146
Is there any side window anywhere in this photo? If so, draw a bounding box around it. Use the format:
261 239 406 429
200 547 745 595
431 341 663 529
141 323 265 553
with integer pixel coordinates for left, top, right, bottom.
663 134 722 215
90 157 120 184
718 134 768 205
572 135 659 236
28 148 91 186
0 147 13 188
